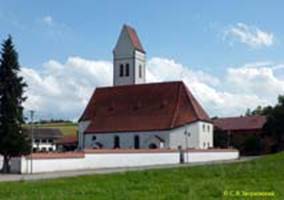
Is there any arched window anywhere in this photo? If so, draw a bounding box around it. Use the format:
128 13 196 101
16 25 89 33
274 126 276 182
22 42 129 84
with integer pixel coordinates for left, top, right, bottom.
114 135 120 148
139 65 142 78
119 64 124 77
125 63 130 76
134 135 140 149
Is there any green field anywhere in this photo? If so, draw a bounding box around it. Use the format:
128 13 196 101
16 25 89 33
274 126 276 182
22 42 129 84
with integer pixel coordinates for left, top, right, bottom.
25 123 77 136
0 152 283 199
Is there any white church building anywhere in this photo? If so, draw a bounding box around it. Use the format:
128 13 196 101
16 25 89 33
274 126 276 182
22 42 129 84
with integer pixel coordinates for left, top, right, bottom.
78 25 213 150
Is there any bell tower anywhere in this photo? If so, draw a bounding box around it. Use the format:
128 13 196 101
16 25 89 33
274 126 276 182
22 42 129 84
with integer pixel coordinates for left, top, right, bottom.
113 25 146 86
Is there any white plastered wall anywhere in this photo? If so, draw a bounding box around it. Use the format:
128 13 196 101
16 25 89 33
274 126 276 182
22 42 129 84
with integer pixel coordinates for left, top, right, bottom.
78 121 91 150
134 50 146 84
84 130 170 149
83 121 214 150
169 121 213 149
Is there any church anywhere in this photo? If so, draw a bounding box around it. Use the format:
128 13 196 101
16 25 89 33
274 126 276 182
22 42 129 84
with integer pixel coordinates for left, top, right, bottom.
78 25 214 150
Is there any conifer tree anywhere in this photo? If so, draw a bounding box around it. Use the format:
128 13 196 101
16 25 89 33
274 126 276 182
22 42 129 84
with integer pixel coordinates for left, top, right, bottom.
0 36 30 173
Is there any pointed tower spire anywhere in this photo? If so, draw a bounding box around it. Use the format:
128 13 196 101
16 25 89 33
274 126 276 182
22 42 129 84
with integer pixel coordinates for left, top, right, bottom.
113 25 146 86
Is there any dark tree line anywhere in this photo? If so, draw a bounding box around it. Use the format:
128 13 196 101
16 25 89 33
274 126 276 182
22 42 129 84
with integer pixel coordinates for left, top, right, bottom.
246 96 284 152
0 36 30 173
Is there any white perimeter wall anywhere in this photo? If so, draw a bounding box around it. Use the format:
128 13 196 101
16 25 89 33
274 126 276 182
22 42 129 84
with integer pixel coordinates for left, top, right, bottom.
13 150 239 174
18 152 178 174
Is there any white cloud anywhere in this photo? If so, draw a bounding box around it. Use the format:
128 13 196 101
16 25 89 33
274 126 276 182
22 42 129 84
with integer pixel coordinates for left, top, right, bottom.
21 57 284 120
226 64 284 101
224 23 274 48
147 58 274 116
21 57 112 120
42 16 54 26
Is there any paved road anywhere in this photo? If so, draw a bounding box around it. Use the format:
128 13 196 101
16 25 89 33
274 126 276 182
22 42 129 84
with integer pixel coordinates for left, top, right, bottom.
0 157 259 183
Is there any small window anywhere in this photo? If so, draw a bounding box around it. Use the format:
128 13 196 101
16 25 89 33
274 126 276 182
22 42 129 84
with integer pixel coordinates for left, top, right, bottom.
134 135 140 149
203 142 206 148
125 63 130 76
41 147 47 152
35 139 40 143
114 135 120 148
48 139 53 143
139 65 142 78
119 64 124 77
48 147 53 151
202 124 206 132
207 125 210 132
42 139 47 143
207 142 210 148
92 136 97 141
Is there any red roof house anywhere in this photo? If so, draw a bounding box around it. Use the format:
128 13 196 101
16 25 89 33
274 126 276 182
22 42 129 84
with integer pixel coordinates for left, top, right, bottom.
213 115 267 134
213 115 267 155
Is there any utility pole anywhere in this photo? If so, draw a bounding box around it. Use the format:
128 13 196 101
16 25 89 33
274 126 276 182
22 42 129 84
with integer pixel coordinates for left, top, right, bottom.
30 110 35 174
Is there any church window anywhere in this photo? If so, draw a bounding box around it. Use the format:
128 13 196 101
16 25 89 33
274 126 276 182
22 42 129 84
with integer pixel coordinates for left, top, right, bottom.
203 124 206 132
114 135 120 148
139 65 142 78
119 64 124 77
125 63 130 76
134 135 140 149
207 125 210 132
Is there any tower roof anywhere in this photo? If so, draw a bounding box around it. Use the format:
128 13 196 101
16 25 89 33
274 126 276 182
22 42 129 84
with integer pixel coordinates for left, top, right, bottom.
123 25 145 53
80 81 210 133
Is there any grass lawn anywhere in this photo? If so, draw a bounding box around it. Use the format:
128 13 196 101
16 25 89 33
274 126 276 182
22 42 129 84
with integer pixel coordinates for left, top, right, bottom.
24 123 77 136
0 152 283 200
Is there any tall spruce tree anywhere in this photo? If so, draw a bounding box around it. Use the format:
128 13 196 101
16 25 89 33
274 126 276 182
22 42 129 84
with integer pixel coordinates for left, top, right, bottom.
0 36 30 173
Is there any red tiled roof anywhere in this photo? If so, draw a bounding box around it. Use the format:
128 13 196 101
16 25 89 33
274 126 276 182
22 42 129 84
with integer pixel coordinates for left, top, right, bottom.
80 81 210 133
213 115 267 132
23 128 63 139
124 25 145 53
84 148 238 154
26 152 84 160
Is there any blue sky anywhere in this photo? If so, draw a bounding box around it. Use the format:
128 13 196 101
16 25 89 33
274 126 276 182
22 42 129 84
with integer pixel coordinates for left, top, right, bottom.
1 1 284 120
1 1 284 73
